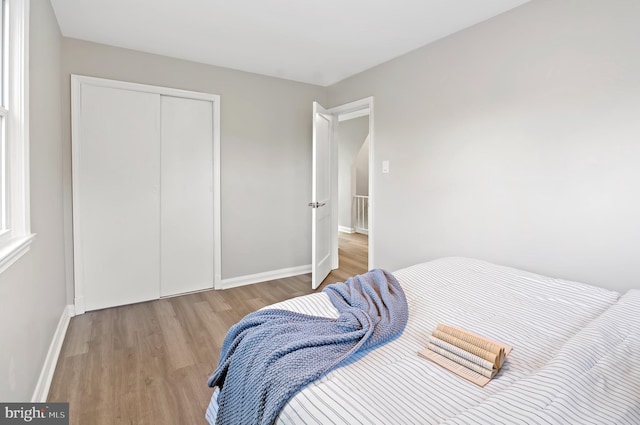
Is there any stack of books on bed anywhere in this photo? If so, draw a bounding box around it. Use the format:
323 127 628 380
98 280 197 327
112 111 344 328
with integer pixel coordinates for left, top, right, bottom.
418 324 512 387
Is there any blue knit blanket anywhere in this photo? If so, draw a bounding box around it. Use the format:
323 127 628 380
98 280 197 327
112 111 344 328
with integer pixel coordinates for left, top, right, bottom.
207 269 408 425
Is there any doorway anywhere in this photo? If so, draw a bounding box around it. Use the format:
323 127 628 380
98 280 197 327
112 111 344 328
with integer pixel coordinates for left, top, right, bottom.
336 113 369 275
311 97 373 288
337 116 369 236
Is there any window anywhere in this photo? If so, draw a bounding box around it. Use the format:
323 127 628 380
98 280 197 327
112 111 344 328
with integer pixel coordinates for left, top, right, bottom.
1 0 8 232
0 0 33 274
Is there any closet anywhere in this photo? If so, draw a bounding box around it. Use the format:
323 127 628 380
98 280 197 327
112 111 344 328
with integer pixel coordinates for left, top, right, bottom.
71 75 221 313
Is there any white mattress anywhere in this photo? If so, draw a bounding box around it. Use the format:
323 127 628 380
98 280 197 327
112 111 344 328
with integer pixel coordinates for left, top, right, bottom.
207 257 632 424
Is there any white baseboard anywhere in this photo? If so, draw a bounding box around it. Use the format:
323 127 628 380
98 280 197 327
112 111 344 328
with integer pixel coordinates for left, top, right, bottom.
220 265 311 290
338 226 355 234
32 304 75 402
355 228 369 236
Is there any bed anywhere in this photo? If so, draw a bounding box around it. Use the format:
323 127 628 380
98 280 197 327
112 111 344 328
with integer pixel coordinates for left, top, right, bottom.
206 257 640 424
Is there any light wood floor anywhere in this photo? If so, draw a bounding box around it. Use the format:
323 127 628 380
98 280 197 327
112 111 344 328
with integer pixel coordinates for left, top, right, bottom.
48 232 368 425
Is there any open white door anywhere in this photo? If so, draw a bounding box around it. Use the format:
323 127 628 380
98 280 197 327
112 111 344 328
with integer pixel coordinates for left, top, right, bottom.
310 102 335 289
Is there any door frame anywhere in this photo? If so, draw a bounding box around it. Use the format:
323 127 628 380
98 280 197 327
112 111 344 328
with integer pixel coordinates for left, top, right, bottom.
71 75 222 313
327 96 374 271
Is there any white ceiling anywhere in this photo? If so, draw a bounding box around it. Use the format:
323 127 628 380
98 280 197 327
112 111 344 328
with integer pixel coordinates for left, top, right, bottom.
50 0 530 87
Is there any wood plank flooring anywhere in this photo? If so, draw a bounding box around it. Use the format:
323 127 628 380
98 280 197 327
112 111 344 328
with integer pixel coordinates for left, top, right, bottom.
48 232 367 425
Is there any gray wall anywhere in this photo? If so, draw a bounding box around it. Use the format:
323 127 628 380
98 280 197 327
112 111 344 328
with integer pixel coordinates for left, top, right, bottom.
0 0 67 401
338 116 369 230
355 136 370 197
61 39 326 297
328 0 640 293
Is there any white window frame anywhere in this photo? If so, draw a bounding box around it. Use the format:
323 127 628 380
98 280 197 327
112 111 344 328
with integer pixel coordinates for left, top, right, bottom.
0 0 33 274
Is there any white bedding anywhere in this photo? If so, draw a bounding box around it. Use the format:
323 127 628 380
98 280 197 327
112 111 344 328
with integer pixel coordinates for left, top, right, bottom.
207 257 639 424
444 288 640 425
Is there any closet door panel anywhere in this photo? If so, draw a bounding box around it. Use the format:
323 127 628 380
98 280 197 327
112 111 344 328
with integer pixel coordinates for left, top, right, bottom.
160 96 214 296
79 85 161 311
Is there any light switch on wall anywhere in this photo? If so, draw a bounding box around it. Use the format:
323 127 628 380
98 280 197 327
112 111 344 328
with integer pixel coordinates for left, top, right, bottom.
382 160 390 173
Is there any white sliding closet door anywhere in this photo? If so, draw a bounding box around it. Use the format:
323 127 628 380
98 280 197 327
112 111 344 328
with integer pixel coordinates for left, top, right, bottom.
78 85 161 311
160 96 214 296
73 75 221 314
